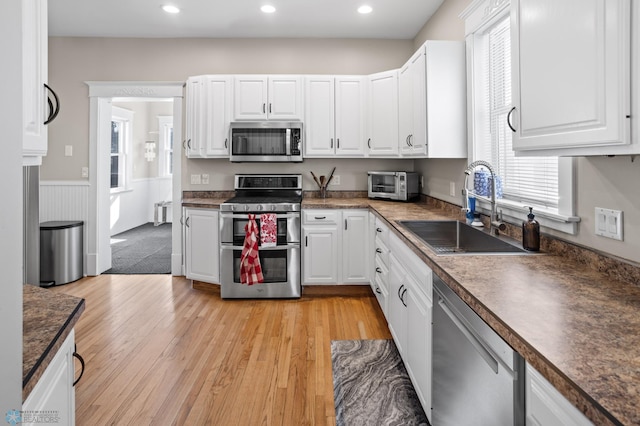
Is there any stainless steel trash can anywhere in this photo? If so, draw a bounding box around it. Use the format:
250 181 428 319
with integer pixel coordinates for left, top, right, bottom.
40 220 84 286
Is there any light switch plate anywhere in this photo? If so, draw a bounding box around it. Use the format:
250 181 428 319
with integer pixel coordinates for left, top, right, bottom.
201 174 209 185
191 174 201 185
595 207 623 241
331 175 340 186
64 145 73 156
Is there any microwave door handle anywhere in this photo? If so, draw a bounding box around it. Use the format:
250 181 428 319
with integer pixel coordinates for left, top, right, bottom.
285 128 291 156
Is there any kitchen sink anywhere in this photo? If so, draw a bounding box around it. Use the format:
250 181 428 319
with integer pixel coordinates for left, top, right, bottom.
399 220 529 255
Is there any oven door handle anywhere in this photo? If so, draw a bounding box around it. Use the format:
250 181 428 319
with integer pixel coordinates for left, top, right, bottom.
220 243 300 251
220 213 300 219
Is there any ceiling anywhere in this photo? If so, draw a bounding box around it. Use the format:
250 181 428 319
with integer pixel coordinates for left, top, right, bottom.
48 0 444 39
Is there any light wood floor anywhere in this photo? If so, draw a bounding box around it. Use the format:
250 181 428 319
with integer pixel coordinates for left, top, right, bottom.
52 275 391 425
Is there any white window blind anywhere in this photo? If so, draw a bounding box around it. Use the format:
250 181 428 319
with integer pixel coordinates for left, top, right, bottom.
482 16 559 210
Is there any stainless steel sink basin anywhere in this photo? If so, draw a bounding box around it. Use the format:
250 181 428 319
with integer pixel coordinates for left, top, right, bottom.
399 220 528 255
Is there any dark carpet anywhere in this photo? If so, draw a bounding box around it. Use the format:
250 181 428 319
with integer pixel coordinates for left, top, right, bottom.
331 339 429 426
104 223 171 274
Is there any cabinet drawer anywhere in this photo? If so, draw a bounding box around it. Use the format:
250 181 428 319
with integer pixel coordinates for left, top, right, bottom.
374 258 389 287
375 235 390 268
303 210 340 225
374 218 390 243
373 274 388 318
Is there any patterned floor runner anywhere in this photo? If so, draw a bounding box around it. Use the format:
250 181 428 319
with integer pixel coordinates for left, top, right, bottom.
331 339 430 426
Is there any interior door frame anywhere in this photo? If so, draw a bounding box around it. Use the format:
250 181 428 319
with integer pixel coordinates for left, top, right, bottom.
86 81 184 276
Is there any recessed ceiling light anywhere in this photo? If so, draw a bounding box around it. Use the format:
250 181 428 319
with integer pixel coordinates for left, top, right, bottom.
358 5 373 14
162 5 180 14
261 5 276 13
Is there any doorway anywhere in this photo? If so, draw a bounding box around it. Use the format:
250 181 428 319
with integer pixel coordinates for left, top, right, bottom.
86 82 184 276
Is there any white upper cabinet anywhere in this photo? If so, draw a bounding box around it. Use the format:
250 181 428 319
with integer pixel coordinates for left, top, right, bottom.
304 76 365 157
399 48 427 157
335 77 366 156
185 75 232 158
367 70 399 156
397 41 467 158
23 0 51 166
510 0 633 156
234 75 303 121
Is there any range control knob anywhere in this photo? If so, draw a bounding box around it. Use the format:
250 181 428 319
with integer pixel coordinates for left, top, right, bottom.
271 205 277 211
244 205 250 211
257 204 264 211
232 205 237 211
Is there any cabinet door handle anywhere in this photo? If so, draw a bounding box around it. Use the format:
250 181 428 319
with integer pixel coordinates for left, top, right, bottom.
263 103 266 113
368 138 371 149
269 103 272 113
507 106 517 132
344 219 347 230
44 83 60 125
330 138 334 148
406 135 410 146
409 135 414 146
376 248 382 254
398 284 404 299
375 286 381 294
314 216 326 220
187 139 192 149
376 267 382 273
305 236 308 247
401 288 408 307
376 227 382 233
180 216 184 225
73 347 85 386
185 217 190 227
224 138 228 149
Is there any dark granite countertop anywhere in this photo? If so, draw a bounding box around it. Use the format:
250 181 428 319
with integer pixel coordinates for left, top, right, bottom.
184 195 639 424
23 284 85 401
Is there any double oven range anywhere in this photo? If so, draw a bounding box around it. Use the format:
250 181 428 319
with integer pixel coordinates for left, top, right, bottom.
220 174 302 299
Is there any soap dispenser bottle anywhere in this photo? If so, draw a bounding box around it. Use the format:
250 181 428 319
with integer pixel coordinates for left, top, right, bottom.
522 207 540 251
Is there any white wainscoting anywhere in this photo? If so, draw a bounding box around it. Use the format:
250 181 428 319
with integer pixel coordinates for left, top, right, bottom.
40 181 90 223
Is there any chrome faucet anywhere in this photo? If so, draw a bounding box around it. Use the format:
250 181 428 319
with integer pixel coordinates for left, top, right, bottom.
462 160 506 235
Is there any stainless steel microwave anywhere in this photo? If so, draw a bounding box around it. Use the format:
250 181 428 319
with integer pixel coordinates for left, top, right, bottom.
368 171 420 201
229 122 303 162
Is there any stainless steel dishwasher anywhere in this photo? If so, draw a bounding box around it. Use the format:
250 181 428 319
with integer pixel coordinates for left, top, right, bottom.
432 275 525 425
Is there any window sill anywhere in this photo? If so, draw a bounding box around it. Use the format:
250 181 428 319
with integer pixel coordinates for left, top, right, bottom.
110 187 133 195
474 197 580 235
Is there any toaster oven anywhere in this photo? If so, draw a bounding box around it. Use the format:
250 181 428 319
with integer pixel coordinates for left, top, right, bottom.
368 171 420 201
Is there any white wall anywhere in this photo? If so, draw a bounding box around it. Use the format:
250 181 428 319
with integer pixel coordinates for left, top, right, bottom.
110 177 172 236
0 0 24 412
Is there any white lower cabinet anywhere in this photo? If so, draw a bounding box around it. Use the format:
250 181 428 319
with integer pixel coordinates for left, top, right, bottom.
387 231 433 422
24 330 76 426
184 208 220 284
526 364 593 426
303 209 369 285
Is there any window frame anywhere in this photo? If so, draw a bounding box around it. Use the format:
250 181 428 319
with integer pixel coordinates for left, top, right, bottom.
462 0 579 234
110 106 134 193
157 115 174 178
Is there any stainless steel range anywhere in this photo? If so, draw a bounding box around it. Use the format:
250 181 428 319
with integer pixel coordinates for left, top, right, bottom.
220 174 302 299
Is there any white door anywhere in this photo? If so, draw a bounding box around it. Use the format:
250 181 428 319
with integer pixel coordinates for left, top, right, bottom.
303 227 339 284
185 208 219 283
408 50 427 156
185 76 204 158
204 76 231 157
268 76 302 120
234 76 268 120
342 210 369 283
388 253 408 355
367 70 399 156
335 77 365 156
511 0 631 152
304 76 336 157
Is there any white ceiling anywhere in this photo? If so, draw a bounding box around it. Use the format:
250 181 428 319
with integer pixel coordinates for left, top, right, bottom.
48 0 444 39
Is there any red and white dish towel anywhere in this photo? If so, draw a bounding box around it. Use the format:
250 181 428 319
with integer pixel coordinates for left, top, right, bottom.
240 214 264 285
260 213 277 247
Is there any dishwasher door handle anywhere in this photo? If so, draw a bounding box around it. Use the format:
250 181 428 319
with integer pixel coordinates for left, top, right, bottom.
438 297 499 374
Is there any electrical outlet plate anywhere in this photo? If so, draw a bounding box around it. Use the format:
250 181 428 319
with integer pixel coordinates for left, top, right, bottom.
332 175 340 186
201 174 209 185
449 181 456 197
595 207 623 241
191 174 201 185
